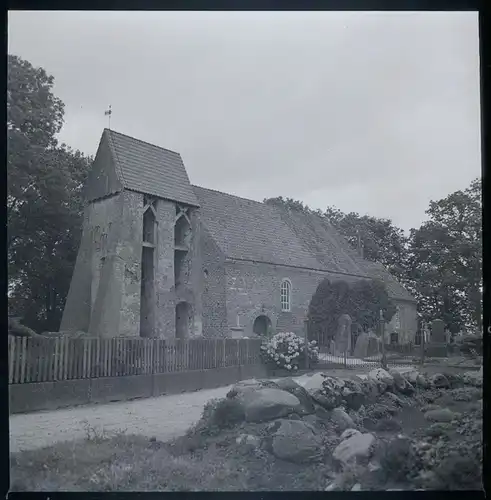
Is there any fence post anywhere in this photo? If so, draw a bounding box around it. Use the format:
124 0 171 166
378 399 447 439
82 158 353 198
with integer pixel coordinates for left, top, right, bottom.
304 320 309 370
420 324 426 367
380 310 387 370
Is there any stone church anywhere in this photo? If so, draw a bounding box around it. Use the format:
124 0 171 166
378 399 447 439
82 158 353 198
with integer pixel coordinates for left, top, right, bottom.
61 129 418 344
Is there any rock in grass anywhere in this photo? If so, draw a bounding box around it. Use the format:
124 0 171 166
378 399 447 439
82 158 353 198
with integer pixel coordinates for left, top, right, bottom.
242 388 302 423
275 377 316 415
424 423 452 438
424 408 459 423
368 368 394 390
331 408 356 432
333 432 376 466
384 392 404 407
340 428 361 440
430 373 450 389
374 418 402 432
271 419 323 463
388 369 415 395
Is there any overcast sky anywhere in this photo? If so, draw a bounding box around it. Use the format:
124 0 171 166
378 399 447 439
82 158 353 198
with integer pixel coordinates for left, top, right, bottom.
8 11 481 232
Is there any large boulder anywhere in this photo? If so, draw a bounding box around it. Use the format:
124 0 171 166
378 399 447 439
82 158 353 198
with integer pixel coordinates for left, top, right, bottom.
416 373 430 389
241 388 302 422
404 369 420 385
359 378 380 403
322 376 346 393
340 428 361 440
310 391 342 410
316 376 349 410
275 377 316 415
424 408 460 423
368 368 394 392
340 378 366 410
227 378 280 399
331 408 356 432
332 432 376 466
271 419 324 463
302 372 327 393
429 373 450 389
388 369 415 395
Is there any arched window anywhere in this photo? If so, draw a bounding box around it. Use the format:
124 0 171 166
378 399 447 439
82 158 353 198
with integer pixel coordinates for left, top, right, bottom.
280 279 291 312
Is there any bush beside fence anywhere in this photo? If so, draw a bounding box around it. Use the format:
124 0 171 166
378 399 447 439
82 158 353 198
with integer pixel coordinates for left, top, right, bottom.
8 336 263 385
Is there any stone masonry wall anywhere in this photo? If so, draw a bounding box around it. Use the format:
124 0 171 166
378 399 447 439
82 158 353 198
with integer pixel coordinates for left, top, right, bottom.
224 260 368 338
174 208 203 337
201 227 228 338
154 198 176 338
88 191 143 337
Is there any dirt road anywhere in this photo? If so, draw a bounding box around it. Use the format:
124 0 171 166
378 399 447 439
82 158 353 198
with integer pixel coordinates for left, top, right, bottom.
10 367 414 454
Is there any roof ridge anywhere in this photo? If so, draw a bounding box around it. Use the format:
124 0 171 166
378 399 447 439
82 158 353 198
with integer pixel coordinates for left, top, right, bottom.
104 128 181 157
104 129 127 186
192 184 269 207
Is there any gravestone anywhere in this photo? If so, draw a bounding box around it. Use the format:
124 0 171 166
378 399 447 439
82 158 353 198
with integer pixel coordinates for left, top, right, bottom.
426 319 448 357
353 332 369 358
431 319 445 343
353 330 380 359
333 314 352 356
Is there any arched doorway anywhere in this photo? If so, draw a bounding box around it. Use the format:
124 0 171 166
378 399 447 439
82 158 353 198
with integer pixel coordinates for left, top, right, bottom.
176 301 192 339
253 315 272 337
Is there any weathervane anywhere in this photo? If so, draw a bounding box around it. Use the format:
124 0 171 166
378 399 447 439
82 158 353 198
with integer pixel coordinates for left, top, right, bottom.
104 105 112 129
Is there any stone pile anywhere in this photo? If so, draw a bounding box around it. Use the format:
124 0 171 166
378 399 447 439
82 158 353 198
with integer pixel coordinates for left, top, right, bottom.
213 365 482 489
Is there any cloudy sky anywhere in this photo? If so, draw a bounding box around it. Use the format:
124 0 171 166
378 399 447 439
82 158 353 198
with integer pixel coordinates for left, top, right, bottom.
8 11 481 232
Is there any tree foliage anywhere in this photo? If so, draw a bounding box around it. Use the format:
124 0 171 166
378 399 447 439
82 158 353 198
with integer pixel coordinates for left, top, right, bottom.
8 54 91 332
406 178 482 332
307 278 396 342
323 207 409 284
266 178 482 334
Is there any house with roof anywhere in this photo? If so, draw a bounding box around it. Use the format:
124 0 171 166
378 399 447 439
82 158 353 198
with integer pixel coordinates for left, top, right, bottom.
61 129 418 344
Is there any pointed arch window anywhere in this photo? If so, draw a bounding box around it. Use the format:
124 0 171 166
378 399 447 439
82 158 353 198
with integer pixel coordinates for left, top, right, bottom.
280 279 292 312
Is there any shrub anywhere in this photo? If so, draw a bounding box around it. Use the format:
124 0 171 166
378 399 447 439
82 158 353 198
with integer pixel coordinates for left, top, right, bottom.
307 278 396 342
260 332 319 372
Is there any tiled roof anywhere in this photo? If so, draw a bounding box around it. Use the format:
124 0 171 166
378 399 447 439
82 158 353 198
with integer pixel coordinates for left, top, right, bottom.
357 259 416 302
193 186 321 269
104 129 199 207
193 185 416 302
276 208 370 277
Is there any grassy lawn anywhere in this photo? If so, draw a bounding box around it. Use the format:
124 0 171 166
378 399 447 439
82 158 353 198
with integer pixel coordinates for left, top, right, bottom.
10 423 333 491
10 369 483 492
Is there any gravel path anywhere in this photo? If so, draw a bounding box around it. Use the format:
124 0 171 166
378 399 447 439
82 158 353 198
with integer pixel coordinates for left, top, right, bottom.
10 367 413 454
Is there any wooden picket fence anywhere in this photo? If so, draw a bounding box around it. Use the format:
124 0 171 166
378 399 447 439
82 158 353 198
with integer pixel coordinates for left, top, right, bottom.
8 336 263 384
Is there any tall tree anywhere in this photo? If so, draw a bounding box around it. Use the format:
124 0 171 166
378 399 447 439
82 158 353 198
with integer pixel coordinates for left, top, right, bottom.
406 178 482 332
323 207 409 284
8 55 91 332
